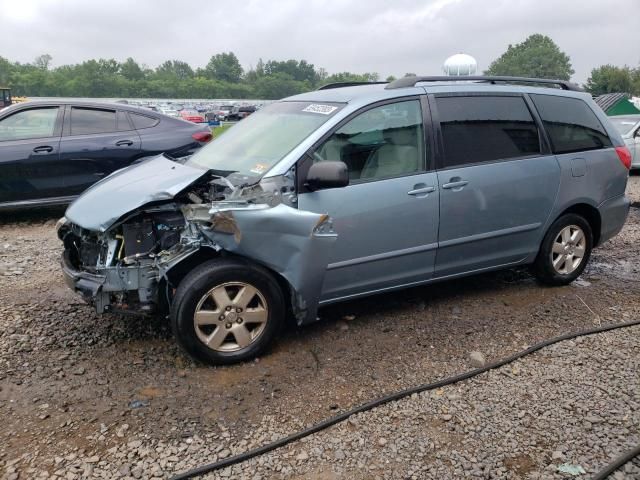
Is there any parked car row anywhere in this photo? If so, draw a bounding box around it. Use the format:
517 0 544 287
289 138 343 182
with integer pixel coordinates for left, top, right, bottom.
0 100 212 210
119 99 262 123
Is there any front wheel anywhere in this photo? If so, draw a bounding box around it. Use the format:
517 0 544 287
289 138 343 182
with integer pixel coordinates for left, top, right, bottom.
532 213 593 286
170 259 285 365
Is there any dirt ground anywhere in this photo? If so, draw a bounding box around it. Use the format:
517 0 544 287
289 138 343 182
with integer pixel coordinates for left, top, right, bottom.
1 176 640 479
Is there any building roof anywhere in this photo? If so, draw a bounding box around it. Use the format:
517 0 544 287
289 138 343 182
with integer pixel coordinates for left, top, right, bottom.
595 93 629 112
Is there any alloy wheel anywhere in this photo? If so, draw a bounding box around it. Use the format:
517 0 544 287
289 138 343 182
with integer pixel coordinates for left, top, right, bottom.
193 282 268 352
550 224 586 275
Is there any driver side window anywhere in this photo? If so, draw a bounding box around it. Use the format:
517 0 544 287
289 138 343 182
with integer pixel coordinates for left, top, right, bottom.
0 107 59 142
312 100 425 181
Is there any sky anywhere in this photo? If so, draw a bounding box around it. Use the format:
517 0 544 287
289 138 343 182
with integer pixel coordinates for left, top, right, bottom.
0 0 638 84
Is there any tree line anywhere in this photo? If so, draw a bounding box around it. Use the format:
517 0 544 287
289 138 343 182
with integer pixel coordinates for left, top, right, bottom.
0 52 381 99
1 34 638 99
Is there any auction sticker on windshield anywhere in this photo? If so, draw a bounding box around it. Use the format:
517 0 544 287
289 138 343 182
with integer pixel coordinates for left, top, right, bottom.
250 163 268 174
303 104 338 115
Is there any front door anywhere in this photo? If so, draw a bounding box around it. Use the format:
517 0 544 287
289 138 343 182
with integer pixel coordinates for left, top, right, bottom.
0 105 63 203
298 98 440 302
432 94 560 277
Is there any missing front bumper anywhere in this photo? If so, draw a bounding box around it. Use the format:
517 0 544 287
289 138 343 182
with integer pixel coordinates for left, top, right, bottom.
61 250 158 314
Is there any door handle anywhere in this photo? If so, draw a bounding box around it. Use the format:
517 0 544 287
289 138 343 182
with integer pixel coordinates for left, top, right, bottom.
115 140 133 147
407 186 436 196
442 180 469 190
32 145 53 153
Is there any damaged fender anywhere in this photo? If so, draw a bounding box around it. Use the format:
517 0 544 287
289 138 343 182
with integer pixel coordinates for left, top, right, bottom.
183 203 337 324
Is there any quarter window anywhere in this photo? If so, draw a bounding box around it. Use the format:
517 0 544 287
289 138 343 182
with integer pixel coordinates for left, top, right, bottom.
436 96 541 168
313 100 425 181
530 94 612 154
0 107 59 141
130 113 159 129
70 107 117 135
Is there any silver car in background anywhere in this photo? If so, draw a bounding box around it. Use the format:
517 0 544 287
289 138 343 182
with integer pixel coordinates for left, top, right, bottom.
58 76 631 365
610 114 640 170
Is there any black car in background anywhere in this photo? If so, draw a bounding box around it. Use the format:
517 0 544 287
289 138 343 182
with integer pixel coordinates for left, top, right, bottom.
0 100 212 210
228 105 257 120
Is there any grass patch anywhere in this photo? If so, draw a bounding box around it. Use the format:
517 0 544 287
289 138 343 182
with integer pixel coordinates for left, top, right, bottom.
212 124 232 138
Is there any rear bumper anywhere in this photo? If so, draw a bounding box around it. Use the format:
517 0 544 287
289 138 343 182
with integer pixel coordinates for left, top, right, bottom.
597 194 630 246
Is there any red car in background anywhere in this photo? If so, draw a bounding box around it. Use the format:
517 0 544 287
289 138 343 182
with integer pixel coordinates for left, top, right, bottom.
180 109 205 123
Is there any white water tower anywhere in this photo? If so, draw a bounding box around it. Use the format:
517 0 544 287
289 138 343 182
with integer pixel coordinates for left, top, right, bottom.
443 53 478 76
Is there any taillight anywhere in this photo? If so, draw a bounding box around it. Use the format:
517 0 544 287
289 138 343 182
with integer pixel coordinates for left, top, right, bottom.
192 132 212 143
615 146 632 170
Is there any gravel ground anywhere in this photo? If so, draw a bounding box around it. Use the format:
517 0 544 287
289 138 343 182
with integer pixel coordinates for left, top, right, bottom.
1 177 640 480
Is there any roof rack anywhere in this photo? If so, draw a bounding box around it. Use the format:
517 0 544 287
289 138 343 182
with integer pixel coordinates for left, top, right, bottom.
317 81 388 90
385 75 583 92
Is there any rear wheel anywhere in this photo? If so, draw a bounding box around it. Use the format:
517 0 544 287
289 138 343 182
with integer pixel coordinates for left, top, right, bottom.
171 258 285 365
532 213 592 286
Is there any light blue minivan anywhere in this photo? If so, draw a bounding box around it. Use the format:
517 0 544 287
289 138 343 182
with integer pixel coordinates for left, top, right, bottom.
59 76 631 364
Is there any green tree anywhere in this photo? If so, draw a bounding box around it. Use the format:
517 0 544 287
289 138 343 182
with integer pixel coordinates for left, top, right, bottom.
264 59 317 83
155 60 194 81
485 34 574 80
253 72 307 99
585 65 635 95
323 71 379 84
204 52 243 83
33 54 52 70
121 57 145 81
0 56 12 85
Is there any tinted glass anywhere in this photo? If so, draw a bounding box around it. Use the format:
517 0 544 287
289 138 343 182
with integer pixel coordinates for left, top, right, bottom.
130 113 159 129
530 94 612 154
70 108 117 135
437 96 541 168
0 107 59 141
314 100 424 181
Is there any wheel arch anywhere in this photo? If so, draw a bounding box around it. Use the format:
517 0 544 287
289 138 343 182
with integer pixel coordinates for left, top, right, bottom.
556 203 602 246
164 247 295 322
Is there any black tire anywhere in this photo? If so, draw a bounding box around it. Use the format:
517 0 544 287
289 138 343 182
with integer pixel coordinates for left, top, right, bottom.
170 258 285 365
532 213 593 286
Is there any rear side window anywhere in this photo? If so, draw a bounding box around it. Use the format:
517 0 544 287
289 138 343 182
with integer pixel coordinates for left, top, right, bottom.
436 96 541 168
530 94 612 154
130 113 159 129
70 107 117 135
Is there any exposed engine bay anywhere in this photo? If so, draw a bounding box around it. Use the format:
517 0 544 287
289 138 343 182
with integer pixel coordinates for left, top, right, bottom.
58 157 336 324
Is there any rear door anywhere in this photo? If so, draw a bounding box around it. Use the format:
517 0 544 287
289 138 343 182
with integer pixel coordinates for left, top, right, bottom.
0 105 63 203
298 98 440 302
58 106 141 196
432 94 560 277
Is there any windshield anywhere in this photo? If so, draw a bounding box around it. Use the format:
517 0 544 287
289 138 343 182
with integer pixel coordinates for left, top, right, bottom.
186 101 344 176
610 117 639 136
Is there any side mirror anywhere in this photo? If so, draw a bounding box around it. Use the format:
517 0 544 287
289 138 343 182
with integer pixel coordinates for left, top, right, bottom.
305 161 349 191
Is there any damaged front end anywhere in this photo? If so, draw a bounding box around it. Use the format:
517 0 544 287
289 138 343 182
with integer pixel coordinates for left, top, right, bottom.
58 155 336 323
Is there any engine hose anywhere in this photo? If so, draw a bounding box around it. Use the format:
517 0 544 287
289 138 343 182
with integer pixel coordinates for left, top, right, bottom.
171 318 640 480
592 444 640 480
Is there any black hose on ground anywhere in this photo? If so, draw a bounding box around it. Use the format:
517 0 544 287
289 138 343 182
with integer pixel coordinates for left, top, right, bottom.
171 319 640 480
592 444 640 480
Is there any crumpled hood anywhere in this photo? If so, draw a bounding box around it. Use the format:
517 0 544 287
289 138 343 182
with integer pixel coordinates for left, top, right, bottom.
65 155 208 232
